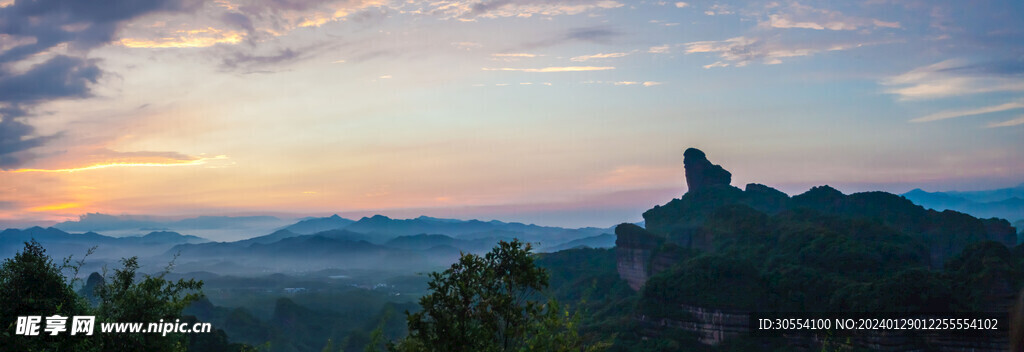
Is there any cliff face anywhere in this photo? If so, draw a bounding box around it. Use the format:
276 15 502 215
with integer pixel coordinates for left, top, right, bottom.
614 224 661 291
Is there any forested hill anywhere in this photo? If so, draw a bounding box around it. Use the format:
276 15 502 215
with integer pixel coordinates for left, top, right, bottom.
604 148 1020 351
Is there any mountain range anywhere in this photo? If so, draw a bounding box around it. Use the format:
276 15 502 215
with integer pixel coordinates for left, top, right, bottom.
902 184 1024 229
1 215 615 275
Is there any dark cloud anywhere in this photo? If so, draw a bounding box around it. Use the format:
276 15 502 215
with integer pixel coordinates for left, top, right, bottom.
0 0 200 63
0 0 198 168
221 48 302 72
514 26 621 51
222 12 256 33
470 0 513 17
0 56 101 104
937 58 1024 77
0 114 61 169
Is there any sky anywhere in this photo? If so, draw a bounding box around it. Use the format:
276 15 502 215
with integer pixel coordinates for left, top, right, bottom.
0 0 1022 228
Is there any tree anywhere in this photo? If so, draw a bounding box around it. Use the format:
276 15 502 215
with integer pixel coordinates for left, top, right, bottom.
94 256 204 351
0 240 94 351
393 239 606 352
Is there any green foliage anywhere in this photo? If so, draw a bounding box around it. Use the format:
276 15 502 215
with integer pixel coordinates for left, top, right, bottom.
642 254 766 312
395 240 607 352
0 241 214 351
0 240 94 351
945 240 1023 311
397 239 548 351
93 256 204 351
521 298 611 352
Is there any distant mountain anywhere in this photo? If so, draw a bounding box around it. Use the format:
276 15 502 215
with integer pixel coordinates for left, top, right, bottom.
540 233 615 252
54 213 289 234
168 230 458 274
126 231 207 245
55 213 162 232
282 214 355 234
943 183 1024 203
0 227 209 264
384 233 506 253
336 214 610 243
903 187 1024 222
384 234 459 250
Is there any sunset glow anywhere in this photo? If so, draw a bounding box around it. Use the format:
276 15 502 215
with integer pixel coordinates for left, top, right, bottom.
0 0 1021 227
7 156 229 173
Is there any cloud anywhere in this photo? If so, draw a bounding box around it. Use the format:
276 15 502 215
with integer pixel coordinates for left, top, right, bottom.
684 36 877 67
492 53 537 58
451 41 483 50
482 66 614 72
0 0 198 168
911 101 1024 123
703 4 733 16
570 52 629 61
119 27 244 48
415 0 624 20
675 2 688 8
514 26 620 50
0 56 101 104
0 113 61 169
882 59 1024 100
220 48 305 72
988 116 1024 128
612 81 661 86
0 0 198 63
648 44 670 54
764 2 900 31
7 154 229 173
221 11 255 33
0 56 101 168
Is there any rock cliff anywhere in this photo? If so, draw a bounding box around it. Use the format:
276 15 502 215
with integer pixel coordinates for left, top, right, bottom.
683 148 731 193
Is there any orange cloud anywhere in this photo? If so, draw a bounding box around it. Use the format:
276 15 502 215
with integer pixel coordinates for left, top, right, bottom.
8 155 228 173
119 28 243 48
28 203 82 212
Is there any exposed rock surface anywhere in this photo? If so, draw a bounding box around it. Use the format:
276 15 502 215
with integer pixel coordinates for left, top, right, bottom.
683 148 731 193
614 223 661 291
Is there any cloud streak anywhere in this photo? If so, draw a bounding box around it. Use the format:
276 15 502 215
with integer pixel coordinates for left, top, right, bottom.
413 0 624 20
483 66 614 72
912 101 1024 123
683 35 885 68
764 3 900 31
988 116 1024 128
883 60 1024 100
119 27 244 48
570 52 629 61
7 155 229 173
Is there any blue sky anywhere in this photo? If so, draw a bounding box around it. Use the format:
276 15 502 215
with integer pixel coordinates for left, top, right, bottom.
0 0 1021 227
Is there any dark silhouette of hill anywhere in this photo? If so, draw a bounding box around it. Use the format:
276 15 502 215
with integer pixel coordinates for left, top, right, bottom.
540 233 615 252
607 148 1019 350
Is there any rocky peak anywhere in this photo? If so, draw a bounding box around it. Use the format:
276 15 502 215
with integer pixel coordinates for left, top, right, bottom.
683 148 731 193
